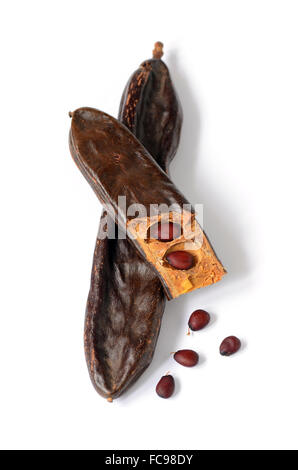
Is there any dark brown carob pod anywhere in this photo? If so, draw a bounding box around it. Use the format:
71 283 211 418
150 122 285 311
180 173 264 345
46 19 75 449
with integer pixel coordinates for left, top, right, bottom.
118 41 182 174
83 44 182 400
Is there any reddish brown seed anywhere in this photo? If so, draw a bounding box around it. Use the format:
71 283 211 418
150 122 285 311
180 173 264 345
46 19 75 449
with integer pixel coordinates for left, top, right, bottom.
156 375 175 398
165 251 194 270
174 349 199 367
188 309 210 331
220 336 241 356
150 222 181 242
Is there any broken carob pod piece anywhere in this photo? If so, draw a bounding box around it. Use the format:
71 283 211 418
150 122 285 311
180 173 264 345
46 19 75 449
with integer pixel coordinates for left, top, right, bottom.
174 349 199 367
69 108 226 300
156 374 175 398
84 44 182 400
220 336 241 356
188 309 210 331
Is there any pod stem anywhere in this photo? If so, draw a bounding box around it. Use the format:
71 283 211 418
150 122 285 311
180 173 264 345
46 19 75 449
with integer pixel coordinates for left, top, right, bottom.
152 41 164 59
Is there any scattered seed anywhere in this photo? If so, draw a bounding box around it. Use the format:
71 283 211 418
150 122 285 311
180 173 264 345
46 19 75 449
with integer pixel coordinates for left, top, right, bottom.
174 349 199 367
156 374 175 398
188 309 210 331
220 336 241 356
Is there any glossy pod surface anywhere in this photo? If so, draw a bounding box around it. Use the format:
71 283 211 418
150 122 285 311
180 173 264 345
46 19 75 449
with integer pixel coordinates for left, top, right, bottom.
84 47 182 400
69 108 188 217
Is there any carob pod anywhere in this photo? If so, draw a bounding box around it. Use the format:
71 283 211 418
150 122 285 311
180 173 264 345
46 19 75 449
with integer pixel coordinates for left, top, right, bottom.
83 43 182 400
119 42 181 174
69 107 226 299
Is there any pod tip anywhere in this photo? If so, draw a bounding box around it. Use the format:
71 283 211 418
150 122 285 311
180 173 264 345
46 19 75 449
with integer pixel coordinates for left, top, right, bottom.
68 111 73 118
152 41 164 59
107 397 113 403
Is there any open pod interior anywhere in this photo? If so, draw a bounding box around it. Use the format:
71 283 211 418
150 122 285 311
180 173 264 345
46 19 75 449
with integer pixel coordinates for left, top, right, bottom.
127 210 226 299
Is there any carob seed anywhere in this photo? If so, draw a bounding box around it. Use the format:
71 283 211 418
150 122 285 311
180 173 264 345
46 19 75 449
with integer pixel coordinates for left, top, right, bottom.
149 222 181 242
165 251 194 270
220 336 241 356
188 309 210 331
174 349 199 367
156 374 175 398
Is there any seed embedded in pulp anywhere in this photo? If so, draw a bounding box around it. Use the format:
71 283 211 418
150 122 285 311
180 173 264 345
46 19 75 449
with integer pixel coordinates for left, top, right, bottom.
165 251 194 270
156 375 175 398
220 336 241 356
149 222 181 242
188 309 210 331
174 349 199 367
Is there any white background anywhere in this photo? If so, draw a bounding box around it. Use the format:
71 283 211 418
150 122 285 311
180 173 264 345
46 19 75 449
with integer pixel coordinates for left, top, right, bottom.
1 0 298 450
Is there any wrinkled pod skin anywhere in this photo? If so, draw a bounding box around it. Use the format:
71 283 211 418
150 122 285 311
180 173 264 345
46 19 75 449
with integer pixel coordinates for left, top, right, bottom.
84 47 183 400
119 54 182 174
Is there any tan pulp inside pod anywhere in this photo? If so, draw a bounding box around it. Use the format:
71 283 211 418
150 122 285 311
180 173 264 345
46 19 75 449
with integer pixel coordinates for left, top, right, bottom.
127 211 226 299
